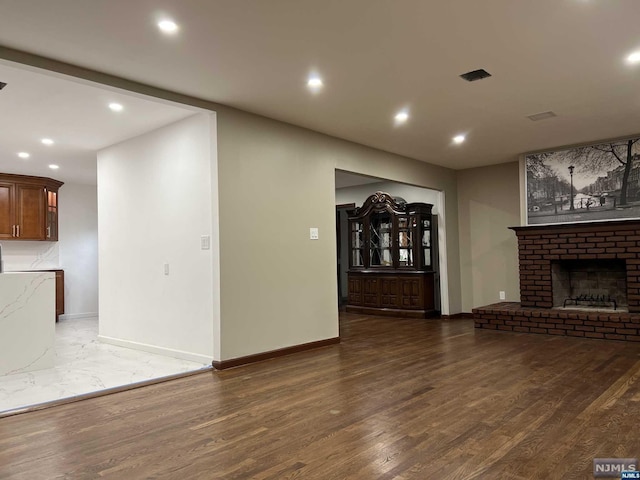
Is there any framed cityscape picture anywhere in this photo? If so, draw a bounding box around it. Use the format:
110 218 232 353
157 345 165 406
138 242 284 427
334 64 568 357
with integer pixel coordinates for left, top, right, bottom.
525 136 640 225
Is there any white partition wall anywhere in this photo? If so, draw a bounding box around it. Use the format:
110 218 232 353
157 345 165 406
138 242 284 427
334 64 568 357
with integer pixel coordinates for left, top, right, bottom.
215 106 461 361
97 113 218 363
58 183 99 318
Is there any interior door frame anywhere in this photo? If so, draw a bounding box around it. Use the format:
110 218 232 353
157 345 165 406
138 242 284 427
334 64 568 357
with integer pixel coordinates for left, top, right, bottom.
336 203 356 307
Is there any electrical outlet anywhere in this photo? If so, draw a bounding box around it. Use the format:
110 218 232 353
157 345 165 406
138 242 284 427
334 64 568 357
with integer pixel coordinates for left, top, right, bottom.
310 228 319 240
499 291 506 300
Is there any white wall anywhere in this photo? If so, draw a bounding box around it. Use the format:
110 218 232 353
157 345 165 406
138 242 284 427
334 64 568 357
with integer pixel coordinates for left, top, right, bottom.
97 113 217 363
58 182 98 318
457 162 520 311
216 105 460 361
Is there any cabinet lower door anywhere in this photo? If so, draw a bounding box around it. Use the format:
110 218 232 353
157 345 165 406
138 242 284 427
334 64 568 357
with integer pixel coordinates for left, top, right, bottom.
362 278 380 307
380 277 400 307
348 276 362 305
400 278 424 309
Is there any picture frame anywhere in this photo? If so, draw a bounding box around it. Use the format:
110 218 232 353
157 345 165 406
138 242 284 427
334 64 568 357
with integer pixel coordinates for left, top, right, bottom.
524 135 640 225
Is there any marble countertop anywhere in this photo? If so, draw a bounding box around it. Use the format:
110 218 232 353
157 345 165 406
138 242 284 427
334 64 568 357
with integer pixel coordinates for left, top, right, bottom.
3 269 63 273
1 271 46 275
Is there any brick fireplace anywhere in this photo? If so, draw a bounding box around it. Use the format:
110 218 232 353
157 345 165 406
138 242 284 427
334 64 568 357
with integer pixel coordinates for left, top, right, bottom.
473 220 640 342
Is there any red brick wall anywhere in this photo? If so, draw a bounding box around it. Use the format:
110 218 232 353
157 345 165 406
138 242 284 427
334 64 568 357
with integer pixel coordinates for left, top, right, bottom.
513 221 640 313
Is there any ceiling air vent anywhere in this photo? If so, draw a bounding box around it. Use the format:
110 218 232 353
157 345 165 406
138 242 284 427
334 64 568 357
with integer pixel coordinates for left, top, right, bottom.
0 82 6 90
459 69 492 82
527 111 557 121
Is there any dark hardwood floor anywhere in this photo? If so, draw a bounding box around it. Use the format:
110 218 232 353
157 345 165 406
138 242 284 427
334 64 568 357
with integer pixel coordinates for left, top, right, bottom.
1 313 640 479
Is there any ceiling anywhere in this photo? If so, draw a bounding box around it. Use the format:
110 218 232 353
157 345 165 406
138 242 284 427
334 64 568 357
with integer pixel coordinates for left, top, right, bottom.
1 1 640 172
0 61 197 184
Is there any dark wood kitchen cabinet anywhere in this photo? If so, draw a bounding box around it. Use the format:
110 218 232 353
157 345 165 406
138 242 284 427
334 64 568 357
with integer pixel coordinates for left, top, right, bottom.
346 191 439 318
55 270 65 321
0 174 63 241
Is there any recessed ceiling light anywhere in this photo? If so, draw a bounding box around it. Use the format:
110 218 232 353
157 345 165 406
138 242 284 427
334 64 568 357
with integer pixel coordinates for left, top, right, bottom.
17 152 30 159
453 134 466 144
41 138 54 145
627 51 640 64
394 110 409 124
307 75 323 92
108 102 123 112
158 19 179 34
48 164 59 170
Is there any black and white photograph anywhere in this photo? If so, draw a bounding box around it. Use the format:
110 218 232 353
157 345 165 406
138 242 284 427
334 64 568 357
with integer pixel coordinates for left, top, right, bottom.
526 136 640 225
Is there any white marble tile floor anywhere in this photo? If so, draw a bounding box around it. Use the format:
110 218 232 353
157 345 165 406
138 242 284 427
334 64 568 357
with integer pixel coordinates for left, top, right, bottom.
0 316 210 413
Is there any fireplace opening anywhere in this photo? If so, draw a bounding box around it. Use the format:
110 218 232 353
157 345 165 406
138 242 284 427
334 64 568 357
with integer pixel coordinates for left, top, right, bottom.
551 259 627 311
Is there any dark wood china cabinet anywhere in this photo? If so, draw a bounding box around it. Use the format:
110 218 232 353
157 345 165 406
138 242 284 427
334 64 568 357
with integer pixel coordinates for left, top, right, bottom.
347 191 438 318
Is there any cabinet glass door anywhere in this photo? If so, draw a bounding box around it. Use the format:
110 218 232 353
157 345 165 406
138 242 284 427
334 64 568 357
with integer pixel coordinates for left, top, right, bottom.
350 220 364 267
398 216 414 267
0 182 15 239
47 190 57 240
422 218 432 268
369 212 392 266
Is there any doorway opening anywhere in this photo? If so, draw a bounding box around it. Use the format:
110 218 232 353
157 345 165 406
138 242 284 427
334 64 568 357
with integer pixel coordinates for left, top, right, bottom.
335 169 448 316
0 59 214 415
336 203 355 308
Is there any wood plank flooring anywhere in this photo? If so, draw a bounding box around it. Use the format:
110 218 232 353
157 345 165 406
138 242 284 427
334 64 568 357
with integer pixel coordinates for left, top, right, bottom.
1 312 640 479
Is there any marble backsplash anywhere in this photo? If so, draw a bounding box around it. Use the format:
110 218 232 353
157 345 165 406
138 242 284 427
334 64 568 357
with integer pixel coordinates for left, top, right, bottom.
0 241 59 271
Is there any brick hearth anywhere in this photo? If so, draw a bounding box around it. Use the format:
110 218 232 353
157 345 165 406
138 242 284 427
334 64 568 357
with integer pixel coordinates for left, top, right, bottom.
473 302 640 342
473 220 640 342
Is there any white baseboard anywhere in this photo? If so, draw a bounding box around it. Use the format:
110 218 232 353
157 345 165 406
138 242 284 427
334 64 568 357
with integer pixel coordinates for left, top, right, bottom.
97 335 212 364
59 312 99 321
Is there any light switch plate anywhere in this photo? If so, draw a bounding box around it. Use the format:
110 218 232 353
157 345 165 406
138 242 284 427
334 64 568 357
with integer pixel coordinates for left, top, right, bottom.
201 235 211 250
310 227 319 240
499 291 506 300
164 263 170 275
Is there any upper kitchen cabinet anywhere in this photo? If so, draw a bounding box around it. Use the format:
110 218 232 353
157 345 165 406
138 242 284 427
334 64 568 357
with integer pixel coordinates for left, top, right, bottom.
0 174 64 241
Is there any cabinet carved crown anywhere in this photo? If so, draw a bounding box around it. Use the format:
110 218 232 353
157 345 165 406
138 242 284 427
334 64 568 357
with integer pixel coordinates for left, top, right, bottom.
352 191 408 216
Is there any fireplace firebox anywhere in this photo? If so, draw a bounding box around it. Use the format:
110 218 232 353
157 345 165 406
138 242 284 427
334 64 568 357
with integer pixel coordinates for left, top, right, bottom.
551 259 627 310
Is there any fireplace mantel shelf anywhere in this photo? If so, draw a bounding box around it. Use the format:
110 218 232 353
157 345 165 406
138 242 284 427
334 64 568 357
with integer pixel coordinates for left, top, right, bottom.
509 219 640 235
